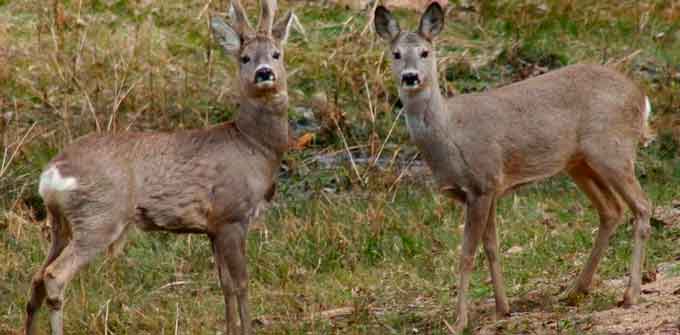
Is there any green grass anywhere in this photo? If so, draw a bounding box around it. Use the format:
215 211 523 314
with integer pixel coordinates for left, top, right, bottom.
3 174 679 334
2 0 680 334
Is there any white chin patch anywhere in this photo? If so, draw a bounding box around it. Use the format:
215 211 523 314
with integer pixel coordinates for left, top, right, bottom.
255 81 275 89
39 166 78 197
402 83 421 90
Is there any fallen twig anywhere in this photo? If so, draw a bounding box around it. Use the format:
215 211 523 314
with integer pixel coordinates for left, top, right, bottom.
0 122 37 178
334 113 365 186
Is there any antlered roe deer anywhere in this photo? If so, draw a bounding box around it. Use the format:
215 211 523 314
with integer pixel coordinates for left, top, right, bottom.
24 1 296 334
375 3 652 332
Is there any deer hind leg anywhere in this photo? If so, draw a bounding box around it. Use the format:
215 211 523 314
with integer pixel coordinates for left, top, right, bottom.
41 214 130 335
565 164 625 304
41 243 92 335
213 223 250 335
25 207 71 335
481 200 510 319
609 177 650 307
585 151 651 307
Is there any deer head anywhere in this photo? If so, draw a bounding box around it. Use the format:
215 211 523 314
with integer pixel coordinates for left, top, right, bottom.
375 3 445 96
211 0 295 99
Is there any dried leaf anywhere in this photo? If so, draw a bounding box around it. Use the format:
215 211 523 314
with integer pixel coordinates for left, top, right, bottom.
294 133 315 150
652 204 680 228
642 269 658 284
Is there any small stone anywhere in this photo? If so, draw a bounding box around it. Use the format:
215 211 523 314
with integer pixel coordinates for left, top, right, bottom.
506 245 524 254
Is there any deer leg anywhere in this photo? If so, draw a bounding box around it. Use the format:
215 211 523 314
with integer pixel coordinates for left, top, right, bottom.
25 272 48 335
564 168 624 304
455 194 493 333
587 157 651 307
231 223 251 335
481 200 510 319
214 223 250 335
41 243 97 335
211 234 238 335
25 209 71 335
612 178 650 307
42 213 129 335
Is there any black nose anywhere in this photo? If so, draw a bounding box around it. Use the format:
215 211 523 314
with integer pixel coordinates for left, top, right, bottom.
255 67 275 83
401 72 420 86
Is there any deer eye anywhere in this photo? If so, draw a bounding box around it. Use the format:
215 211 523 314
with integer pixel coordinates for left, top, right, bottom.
420 50 429 58
272 51 281 60
393 51 401 60
240 55 251 64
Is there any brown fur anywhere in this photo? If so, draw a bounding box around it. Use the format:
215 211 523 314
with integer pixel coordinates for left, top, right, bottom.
376 3 652 333
411 64 646 196
24 1 292 335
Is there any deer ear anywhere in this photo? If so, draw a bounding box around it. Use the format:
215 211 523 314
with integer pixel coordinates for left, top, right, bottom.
272 11 296 45
374 6 400 41
211 16 241 56
418 2 444 40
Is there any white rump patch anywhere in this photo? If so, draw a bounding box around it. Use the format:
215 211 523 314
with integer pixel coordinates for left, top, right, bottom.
38 166 78 198
641 96 655 147
644 96 652 124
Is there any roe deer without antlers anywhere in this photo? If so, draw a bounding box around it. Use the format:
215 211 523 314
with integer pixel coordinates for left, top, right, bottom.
375 3 652 332
24 1 296 334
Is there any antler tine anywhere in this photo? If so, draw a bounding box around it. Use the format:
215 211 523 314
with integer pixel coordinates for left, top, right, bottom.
257 0 277 35
230 0 253 34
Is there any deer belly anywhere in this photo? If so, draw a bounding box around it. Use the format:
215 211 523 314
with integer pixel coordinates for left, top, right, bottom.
134 199 212 234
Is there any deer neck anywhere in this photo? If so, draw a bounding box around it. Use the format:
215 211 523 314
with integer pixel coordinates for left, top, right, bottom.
235 94 289 161
401 79 444 137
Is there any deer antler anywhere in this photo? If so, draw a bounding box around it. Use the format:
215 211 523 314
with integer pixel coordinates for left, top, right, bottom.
230 0 253 35
258 0 277 36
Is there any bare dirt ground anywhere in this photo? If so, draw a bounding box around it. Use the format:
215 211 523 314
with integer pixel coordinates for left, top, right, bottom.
591 275 680 335
477 273 680 335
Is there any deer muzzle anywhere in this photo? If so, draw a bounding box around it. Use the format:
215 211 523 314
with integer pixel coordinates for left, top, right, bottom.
255 66 276 87
401 71 421 89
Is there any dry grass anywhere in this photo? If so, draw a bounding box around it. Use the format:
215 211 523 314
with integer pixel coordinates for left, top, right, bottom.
1 0 680 334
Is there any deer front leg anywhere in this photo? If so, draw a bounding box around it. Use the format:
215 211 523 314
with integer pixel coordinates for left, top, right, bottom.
482 200 510 320
213 222 251 335
231 222 251 335
212 233 239 335
454 194 493 333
